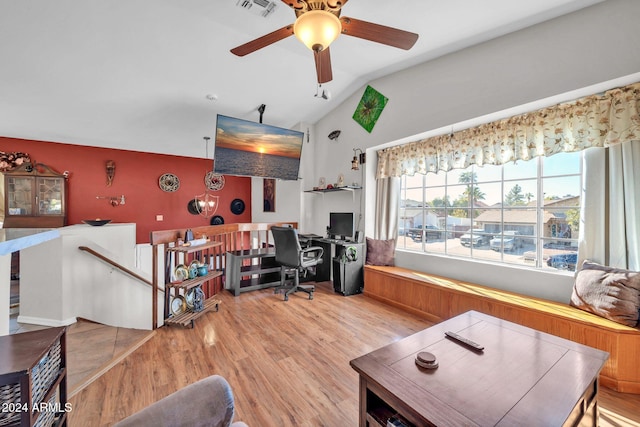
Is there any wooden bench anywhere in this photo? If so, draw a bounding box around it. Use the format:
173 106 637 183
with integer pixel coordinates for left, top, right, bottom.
364 265 640 394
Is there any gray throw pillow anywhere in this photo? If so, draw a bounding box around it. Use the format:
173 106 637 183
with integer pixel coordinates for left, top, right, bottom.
365 238 395 266
570 261 640 327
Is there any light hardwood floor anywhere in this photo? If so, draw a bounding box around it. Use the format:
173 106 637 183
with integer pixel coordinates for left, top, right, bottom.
68 282 640 426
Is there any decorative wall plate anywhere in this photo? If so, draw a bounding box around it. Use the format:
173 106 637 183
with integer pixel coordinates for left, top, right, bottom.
159 173 180 192
210 215 224 225
230 199 245 215
187 199 201 215
205 171 225 191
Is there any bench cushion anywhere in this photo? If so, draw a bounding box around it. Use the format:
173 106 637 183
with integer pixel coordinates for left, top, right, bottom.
571 261 640 327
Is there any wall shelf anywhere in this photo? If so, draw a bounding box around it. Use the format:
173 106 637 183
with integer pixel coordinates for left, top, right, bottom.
304 185 361 194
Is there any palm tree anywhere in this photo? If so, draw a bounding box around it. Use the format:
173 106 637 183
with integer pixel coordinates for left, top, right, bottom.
458 171 485 207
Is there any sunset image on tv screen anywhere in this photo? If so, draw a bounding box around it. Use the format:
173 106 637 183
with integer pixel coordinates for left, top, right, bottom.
213 115 304 180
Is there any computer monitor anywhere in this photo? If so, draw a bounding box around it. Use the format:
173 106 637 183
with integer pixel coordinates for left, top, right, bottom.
328 212 354 240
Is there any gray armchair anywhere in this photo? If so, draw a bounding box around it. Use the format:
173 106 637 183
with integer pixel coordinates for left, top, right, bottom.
114 375 248 427
271 226 323 301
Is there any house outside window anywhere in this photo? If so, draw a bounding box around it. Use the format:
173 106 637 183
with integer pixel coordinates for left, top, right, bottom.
397 151 582 271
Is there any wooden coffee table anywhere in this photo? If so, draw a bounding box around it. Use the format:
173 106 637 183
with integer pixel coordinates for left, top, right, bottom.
350 310 609 427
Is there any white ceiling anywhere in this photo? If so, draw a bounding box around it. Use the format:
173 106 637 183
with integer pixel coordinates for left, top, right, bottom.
0 0 603 158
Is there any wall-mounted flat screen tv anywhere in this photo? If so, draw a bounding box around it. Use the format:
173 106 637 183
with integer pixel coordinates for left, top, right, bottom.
213 114 304 180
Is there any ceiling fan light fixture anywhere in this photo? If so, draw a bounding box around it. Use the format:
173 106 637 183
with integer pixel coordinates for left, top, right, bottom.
293 10 342 51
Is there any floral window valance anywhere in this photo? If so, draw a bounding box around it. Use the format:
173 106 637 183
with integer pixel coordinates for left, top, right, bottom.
377 81 640 179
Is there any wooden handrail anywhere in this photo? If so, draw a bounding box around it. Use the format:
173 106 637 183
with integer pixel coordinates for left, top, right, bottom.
78 246 154 288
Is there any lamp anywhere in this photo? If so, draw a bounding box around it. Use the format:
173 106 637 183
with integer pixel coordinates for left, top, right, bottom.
351 148 365 170
293 10 342 52
194 192 219 218
194 136 220 218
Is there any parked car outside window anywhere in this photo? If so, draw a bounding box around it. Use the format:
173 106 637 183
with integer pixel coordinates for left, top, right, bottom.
460 229 491 247
546 252 578 270
490 231 522 252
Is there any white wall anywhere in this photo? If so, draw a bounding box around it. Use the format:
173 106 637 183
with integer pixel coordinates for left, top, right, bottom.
0 254 10 335
19 223 155 330
307 0 640 302
250 121 316 231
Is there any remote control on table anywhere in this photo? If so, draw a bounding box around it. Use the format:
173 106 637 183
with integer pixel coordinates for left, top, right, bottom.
445 331 484 351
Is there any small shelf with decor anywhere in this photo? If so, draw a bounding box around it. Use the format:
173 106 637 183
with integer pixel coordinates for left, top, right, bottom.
164 240 223 328
304 185 362 194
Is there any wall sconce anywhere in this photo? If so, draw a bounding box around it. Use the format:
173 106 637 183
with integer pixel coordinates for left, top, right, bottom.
351 148 366 170
96 195 126 207
194 192 219 218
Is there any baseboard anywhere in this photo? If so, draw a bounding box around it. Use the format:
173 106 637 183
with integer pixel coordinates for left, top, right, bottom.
16 315 77 327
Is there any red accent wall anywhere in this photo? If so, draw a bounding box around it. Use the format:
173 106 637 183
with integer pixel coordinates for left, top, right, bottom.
0 137 252 243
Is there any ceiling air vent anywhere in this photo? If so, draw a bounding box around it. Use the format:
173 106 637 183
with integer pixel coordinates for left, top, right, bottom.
236 0 278 18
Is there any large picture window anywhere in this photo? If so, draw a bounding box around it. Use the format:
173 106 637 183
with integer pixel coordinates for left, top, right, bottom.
397 151 582 271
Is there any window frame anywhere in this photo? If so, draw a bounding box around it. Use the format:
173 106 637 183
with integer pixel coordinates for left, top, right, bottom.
397 153 582 272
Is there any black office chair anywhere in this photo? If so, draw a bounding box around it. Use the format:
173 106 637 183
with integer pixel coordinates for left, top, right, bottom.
271 226 324 301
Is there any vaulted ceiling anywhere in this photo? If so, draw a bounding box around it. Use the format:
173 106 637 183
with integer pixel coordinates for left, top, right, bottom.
0 0 603 158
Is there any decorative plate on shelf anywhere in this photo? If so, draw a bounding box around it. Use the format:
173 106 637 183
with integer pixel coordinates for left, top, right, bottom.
171 295 186 316
174 264 189 282
159 173 180 192
205 171 225 191
185 288 195 310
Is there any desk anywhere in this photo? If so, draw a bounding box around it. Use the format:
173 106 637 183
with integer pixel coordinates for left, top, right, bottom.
225 248 280 296
225 238 364 297
350 310 609 427
304 238 364 294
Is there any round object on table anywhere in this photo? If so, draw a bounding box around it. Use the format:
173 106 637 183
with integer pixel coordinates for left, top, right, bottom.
230 199 245 215
210 215 224 225
158 173 180 192
171 295 186 315
415 351 438 369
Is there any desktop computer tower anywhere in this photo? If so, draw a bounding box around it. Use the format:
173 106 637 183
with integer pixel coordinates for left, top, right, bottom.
332 257 364 296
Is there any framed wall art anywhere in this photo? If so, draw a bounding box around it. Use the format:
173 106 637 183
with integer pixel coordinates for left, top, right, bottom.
352 85 388 133
263 178 275 212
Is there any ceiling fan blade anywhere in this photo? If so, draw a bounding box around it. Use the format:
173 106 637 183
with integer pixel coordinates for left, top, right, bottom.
339 16 418 50
314 47 333 84
230 24 294 56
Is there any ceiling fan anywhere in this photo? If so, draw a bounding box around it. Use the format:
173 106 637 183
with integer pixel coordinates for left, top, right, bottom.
230 0 419 84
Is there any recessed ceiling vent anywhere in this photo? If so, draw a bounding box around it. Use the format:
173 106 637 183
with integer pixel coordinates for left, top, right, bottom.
236 0 278 18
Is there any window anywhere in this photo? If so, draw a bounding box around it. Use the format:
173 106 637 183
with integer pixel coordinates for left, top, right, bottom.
397 151 582 271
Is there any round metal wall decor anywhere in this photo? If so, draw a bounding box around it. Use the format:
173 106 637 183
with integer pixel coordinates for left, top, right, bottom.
205 171 225 191
230 199 245 215
159 173 180 192
210 215 224 225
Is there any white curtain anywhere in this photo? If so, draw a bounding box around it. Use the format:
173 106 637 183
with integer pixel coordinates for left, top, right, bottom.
374 177 400 240
578 140 640 270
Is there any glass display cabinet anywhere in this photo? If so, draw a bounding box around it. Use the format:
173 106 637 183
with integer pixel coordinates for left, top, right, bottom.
3 163 67 228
